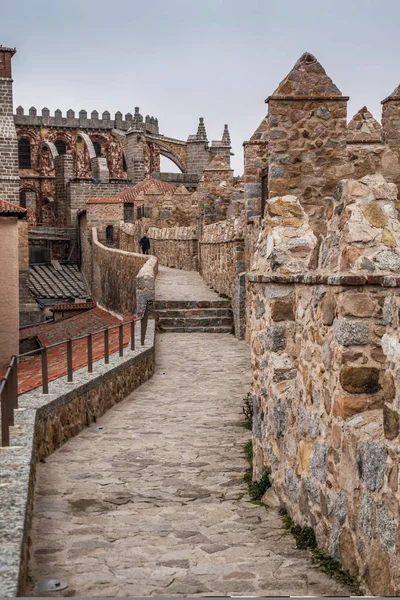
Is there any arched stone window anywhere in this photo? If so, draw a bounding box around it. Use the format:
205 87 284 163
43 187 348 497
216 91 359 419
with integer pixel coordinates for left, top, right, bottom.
93 142 102 157
54 139 67 155
106 225 114 245
18 138 31 168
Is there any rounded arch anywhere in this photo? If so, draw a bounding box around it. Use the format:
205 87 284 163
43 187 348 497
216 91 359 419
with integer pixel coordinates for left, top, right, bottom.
76 131 96 159
155 141 185 172
41 140 59 160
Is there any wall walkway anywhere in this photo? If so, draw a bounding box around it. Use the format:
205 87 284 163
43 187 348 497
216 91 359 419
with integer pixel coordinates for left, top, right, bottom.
25 268 351 597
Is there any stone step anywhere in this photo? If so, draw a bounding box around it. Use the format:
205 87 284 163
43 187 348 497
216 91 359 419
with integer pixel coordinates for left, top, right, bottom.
155 299 231 310
157 307 232 318
158 316 233 328
158 325 233 334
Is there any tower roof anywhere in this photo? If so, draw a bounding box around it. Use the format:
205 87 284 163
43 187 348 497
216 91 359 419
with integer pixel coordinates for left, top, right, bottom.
268 52 343 99
347 106 382 143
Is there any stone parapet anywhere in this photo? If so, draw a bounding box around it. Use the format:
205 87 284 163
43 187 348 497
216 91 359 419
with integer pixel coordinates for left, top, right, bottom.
0 321 155 597
247 174 400 595
88 228 157 316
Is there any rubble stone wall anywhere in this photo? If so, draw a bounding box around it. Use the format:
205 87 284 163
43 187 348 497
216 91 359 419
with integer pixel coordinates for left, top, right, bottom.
88 228 157 316
200 217 246 337
119 222 198 271
247 175 400 596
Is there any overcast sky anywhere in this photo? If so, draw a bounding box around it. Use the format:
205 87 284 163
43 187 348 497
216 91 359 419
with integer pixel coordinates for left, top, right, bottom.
2 0 400 174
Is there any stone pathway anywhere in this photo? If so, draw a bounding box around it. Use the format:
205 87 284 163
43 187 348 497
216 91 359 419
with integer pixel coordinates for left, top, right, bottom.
156 265 220 302
27 331 350 597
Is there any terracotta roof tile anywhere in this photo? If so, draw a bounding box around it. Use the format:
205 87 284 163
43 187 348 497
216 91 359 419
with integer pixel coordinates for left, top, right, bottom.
86 178 177 206
50 302 96 312
0 199 27 217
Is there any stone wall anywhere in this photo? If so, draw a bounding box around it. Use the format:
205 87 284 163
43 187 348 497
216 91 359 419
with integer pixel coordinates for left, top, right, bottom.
85 228 157 316
68 181 129 226
119 221 198 272
200 216 246 338
86 201 123 244
0 320 155 597
0 49 19 205
247 175 400 595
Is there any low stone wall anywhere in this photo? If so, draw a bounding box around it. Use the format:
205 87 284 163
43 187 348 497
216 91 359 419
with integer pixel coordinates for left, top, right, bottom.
88 228 157 315
200 217 246 338
0 321 155 597
248 175 400 595
119 222 198 271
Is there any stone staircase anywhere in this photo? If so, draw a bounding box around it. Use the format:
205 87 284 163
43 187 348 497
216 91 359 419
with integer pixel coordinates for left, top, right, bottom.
156 300 233 333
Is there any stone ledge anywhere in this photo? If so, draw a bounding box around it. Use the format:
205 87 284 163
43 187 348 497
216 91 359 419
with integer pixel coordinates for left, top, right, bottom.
247 272 400 287
0 321 155 598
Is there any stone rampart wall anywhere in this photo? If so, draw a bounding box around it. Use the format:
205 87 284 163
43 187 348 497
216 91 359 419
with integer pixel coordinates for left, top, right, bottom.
247 175 400 595
119 222 198 271
86 228 157 316
200 217 246 338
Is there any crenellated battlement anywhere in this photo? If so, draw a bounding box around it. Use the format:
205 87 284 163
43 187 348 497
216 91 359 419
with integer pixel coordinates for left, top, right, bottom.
13 106 160 134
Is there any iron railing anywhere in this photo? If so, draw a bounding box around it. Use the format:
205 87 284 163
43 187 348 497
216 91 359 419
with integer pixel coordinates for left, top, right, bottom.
0 301 153 447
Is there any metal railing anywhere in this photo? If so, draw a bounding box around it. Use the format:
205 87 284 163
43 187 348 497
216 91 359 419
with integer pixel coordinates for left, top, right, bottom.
0 301 153 447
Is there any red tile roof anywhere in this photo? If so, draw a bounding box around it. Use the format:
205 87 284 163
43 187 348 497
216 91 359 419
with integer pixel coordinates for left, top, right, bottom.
50 302 96 312
0 199 27 217
19 307 120 344
86 178 177 205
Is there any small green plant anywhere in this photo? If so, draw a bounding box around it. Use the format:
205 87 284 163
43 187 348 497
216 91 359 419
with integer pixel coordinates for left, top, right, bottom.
279 509 362 595
242 440 271 501
242 392 253 430
218 292 231 300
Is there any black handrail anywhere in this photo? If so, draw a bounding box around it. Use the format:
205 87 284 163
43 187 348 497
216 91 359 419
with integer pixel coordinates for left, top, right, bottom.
0 300 154 447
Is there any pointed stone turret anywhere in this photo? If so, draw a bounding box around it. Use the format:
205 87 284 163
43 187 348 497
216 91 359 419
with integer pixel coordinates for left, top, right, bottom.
270 52 342 99
222 124 231 146
347 107 382 143
196 117 208 141
382 83 400 185
186 117 210 175
266 52 349 237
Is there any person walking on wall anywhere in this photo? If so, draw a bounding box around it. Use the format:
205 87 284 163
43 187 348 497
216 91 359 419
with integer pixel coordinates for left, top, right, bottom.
139 234 151 255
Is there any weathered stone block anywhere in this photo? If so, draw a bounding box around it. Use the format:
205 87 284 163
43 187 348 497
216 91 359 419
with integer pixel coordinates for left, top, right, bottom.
339 366 381 394
363 442 387 491
333 394 369 419
333 319 369 346
271 296 295 322
339 293 376 318
383 405 399 440
310 443 327 483
273 397 287 437
265 326 286 352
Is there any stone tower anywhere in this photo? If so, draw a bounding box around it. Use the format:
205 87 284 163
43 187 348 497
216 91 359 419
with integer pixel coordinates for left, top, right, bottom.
186 118 210 175
266 52 350 236
0 46 19 204
126 107 145 184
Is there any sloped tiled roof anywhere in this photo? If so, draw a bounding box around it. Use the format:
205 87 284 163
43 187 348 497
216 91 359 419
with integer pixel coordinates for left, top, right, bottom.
118 178 177 202
50 301 96 312
87 178 177 205
20 307 120 346
28 263 89 299
0 199 27 217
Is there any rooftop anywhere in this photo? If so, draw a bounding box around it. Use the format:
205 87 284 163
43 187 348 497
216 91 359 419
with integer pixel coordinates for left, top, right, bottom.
28 263 89 300
0 199 27 218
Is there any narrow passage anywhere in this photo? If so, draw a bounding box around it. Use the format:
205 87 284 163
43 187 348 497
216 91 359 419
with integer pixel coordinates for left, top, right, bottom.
28 332 349 596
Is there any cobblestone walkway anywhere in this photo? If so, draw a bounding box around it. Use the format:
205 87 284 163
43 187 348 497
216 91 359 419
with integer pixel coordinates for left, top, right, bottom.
28 331 349 597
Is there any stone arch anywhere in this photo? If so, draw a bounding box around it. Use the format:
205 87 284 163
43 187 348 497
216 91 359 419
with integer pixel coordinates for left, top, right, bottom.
146 136 186 172
42 140 59 160
154 141 185 172
76 132 96 159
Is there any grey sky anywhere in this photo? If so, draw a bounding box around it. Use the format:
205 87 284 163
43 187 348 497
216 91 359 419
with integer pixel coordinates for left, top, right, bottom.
2 0 400 174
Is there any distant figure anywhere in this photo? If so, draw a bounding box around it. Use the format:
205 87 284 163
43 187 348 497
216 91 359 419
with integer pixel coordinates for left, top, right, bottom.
139 235 150 255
